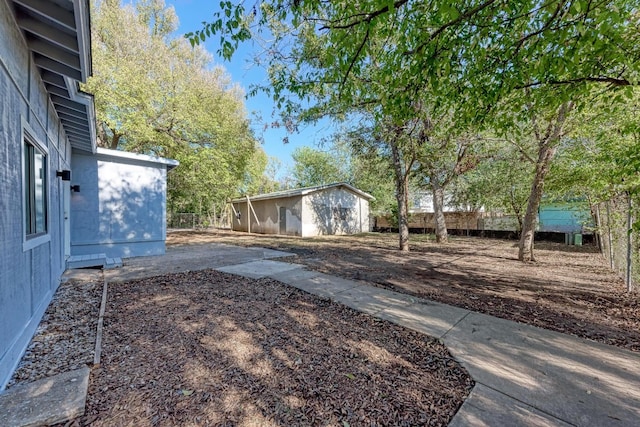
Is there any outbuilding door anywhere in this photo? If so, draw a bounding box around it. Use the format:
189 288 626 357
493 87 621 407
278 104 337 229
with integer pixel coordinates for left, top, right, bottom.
279 207 286 234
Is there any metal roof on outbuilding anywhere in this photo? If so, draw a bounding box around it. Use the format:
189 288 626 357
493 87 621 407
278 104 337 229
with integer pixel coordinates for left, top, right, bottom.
231 182 375 203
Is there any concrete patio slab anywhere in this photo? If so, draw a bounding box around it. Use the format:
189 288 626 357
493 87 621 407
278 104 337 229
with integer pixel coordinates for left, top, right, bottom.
377 300 471 339
0 367 90 427
449 384 572 427
245 247 295 259
216 259 303 279
66 253 107 269
444 312 640 426
104 244 295 282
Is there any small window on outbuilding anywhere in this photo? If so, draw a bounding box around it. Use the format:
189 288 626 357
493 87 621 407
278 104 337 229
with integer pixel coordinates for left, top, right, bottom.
24 132 48 238
332 206 351 221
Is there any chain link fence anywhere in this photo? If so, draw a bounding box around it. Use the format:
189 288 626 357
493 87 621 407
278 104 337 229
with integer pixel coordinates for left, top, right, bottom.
596 193 638 292
168 211 231 230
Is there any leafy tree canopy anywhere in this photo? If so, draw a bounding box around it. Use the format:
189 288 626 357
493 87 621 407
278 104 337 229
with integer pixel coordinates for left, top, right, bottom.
189 0 640 126
87 0 264 214
290 146 349 187
188 0 639 255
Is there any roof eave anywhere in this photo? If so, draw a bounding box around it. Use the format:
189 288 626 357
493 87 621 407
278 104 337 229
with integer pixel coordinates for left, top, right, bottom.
11 0 96 153
230 182 375 203
95 147 180 170
72 0 91 81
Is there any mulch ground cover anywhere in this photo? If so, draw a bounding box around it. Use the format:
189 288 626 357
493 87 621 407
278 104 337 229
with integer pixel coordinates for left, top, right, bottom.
7 278 102 388
73 269 473 426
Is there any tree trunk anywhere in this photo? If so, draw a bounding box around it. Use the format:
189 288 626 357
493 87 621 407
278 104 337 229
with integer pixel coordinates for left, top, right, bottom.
109 134 120 150
509 187 523 235
391 142 409 252
518 144 555 261
518 102 572 261
432 181 448 243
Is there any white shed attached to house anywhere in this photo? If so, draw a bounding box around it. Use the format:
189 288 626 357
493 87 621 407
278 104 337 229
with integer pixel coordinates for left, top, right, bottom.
230 183 374 237
70 148 178 260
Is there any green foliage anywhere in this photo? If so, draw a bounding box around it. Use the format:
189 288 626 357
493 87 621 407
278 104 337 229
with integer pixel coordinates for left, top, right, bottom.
452 141 533 226
350 150 396 215
290 146 348 187
86 0 263 215
189 0 640 253
189 1 639 127
546 92 640 202
244 151 282 195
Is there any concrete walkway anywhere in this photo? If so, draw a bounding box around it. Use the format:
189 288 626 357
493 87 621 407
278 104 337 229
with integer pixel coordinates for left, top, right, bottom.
3 244 639 426
221 258 640 427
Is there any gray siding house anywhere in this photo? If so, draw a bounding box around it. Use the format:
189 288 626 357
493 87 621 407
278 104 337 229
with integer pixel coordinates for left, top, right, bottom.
231 183 374 237
0 0 176 388
0 0 95 389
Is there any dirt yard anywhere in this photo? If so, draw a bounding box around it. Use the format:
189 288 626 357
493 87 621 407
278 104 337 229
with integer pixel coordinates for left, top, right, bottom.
168 230 640 352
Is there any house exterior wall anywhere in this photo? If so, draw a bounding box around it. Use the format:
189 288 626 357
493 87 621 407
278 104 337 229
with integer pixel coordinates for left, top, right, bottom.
0 0 71 388
301 187 370 236
231 196 303 235
70 151 169 258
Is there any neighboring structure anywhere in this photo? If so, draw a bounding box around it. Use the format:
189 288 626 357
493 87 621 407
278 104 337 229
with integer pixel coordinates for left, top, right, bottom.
479 202 592 235
231 183 374 236
538 202 592 234
375 201 593 240
70 148 178 259
409 191 591 235
410 190 476 213
0 0 95 388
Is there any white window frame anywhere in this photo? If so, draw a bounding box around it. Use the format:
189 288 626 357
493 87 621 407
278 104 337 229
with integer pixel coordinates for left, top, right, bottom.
22 119 50 251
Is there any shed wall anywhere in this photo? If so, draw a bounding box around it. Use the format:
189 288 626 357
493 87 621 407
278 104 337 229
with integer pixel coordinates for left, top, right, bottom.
302 187 370 236
70 151 169 258
231 196 303 235
0 0 71 388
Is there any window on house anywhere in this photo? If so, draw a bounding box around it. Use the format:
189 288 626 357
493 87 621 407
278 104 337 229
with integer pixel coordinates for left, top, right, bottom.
24 137 47 237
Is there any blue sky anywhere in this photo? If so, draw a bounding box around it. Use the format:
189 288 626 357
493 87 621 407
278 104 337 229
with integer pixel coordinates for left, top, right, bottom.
164 0 336 177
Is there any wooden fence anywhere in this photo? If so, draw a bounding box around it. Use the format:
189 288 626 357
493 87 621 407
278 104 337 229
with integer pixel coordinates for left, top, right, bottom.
373 212 485 232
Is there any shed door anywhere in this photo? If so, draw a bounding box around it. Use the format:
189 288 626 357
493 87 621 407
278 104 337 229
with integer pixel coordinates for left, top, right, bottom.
279 207 286 234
